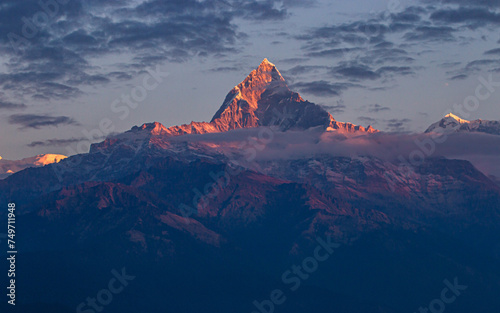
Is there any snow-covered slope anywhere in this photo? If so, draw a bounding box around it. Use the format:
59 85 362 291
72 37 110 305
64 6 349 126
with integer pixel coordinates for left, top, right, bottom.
426 113 500 135
0 154 67 179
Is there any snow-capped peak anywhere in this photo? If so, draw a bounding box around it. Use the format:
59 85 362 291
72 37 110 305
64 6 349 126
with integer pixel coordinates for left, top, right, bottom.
426 113 500 135
118 59 376 141
444 113 470 124
0 154 67 179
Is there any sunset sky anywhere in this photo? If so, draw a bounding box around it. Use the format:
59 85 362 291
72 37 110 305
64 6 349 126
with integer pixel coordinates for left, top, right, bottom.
1 0 500 159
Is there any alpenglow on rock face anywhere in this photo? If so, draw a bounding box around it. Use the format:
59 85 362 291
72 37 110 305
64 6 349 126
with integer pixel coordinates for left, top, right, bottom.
131 59 377 136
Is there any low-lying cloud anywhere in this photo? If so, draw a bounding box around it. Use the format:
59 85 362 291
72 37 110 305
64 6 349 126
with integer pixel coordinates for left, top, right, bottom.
169 127 500 179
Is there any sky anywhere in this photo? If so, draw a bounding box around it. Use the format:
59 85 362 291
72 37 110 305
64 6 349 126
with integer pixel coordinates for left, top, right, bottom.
0 0 500 159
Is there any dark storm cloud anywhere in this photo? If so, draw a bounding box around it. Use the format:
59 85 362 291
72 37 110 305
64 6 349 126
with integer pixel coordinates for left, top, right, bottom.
291 81 359 97
8 114 79 129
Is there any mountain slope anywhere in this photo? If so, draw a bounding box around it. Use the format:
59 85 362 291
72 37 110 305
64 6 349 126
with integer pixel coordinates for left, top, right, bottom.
426 113 500 135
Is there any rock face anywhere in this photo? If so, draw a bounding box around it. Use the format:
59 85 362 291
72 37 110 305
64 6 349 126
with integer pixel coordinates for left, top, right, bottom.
426 112 500 135
132 59 376 136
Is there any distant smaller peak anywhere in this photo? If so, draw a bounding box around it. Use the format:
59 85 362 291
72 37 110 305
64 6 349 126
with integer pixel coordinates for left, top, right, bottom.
445 113 459 119
34 154 67 166
444 113 469 123
140 121 165 129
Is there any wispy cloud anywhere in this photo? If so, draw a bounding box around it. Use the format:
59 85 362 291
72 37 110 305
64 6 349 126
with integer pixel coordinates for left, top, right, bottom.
27 137 88 147
9 114 79 129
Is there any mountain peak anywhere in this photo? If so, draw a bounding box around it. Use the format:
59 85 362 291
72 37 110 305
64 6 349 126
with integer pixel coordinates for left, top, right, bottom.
444 113 469 123
426 114 500 135
258 58 276 69
0 153 67 178
245 58 285 85
210 59 288 125
126 60 376 138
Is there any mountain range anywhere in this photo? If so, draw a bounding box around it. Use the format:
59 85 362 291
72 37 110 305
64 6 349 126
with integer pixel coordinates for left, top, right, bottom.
0 60 499 313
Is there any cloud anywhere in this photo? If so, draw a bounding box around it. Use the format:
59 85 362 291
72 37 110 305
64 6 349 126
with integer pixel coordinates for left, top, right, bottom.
291 80 359 97
390 11 422 23
450 74 469 80
430 7 500 28
320 101 346 114
231 0 288 20
426 0 500 7
446 58 500 79
170 127 500 179
285 65 330 76
377 66 414 76
485 48 500 55
403 26 456 42
332 64 381 81
358 116 378 125
209 66 242 73
367 104 391 113
360 46 414 65
8 114 79 129
439 62 462 68
0 0 296 102
329 63 414 82
386 118 412 132
306 48 362 58
0 101 26 110
27 137 88 147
